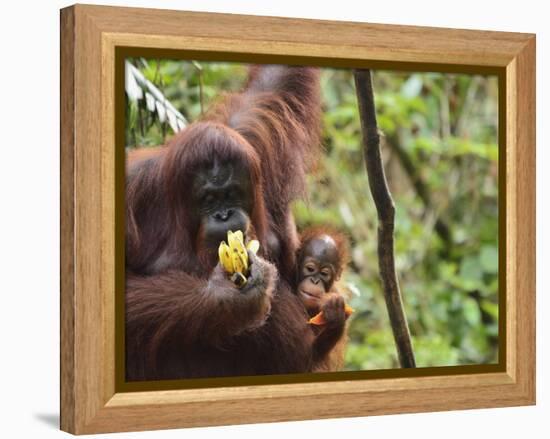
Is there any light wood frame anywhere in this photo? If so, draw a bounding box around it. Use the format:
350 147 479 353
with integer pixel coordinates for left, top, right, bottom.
60 4 536 435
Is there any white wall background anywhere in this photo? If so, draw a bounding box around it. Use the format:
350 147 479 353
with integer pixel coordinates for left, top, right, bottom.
0 0 546 437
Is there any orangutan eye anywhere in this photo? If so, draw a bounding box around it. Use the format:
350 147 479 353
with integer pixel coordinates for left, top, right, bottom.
305 264 315 273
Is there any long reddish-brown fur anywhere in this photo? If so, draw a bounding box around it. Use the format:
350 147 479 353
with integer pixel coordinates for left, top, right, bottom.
125 65 322 380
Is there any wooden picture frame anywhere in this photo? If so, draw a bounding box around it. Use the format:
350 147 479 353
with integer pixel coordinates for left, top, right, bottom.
60 4 536 435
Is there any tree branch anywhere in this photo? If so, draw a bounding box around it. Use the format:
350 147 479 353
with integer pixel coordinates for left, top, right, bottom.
353 69 416 368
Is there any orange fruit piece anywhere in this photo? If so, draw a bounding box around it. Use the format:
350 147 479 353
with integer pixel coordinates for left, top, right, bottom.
308 304 355 325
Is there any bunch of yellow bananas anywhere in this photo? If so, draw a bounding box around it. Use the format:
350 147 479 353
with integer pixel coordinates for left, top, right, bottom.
218 230 260 287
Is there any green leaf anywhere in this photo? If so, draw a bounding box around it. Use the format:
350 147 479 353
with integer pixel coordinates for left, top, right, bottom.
463 298 482 326
480 300 499 320
459 256 483 289
479 245 499 274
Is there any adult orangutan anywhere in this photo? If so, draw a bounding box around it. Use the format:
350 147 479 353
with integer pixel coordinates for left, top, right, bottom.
125 65 326 380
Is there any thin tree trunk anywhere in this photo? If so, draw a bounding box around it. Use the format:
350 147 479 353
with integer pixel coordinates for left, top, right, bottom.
353 69 416 368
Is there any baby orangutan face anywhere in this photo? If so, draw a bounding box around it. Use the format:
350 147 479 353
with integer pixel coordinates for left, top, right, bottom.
298 235 341 313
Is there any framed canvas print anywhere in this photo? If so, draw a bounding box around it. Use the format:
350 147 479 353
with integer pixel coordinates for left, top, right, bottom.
60 4 536 435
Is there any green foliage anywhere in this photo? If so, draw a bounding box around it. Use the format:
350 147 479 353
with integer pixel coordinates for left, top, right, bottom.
311 69 499 370
126 60 500 370
126 58 247 147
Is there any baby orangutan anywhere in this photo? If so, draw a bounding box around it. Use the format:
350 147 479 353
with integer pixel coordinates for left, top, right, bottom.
296 228 352 371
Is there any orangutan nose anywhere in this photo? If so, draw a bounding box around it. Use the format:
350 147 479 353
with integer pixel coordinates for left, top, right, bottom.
214 209 234 222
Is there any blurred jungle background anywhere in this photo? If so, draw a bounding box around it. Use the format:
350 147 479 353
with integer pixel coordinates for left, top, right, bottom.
125 58 500 370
